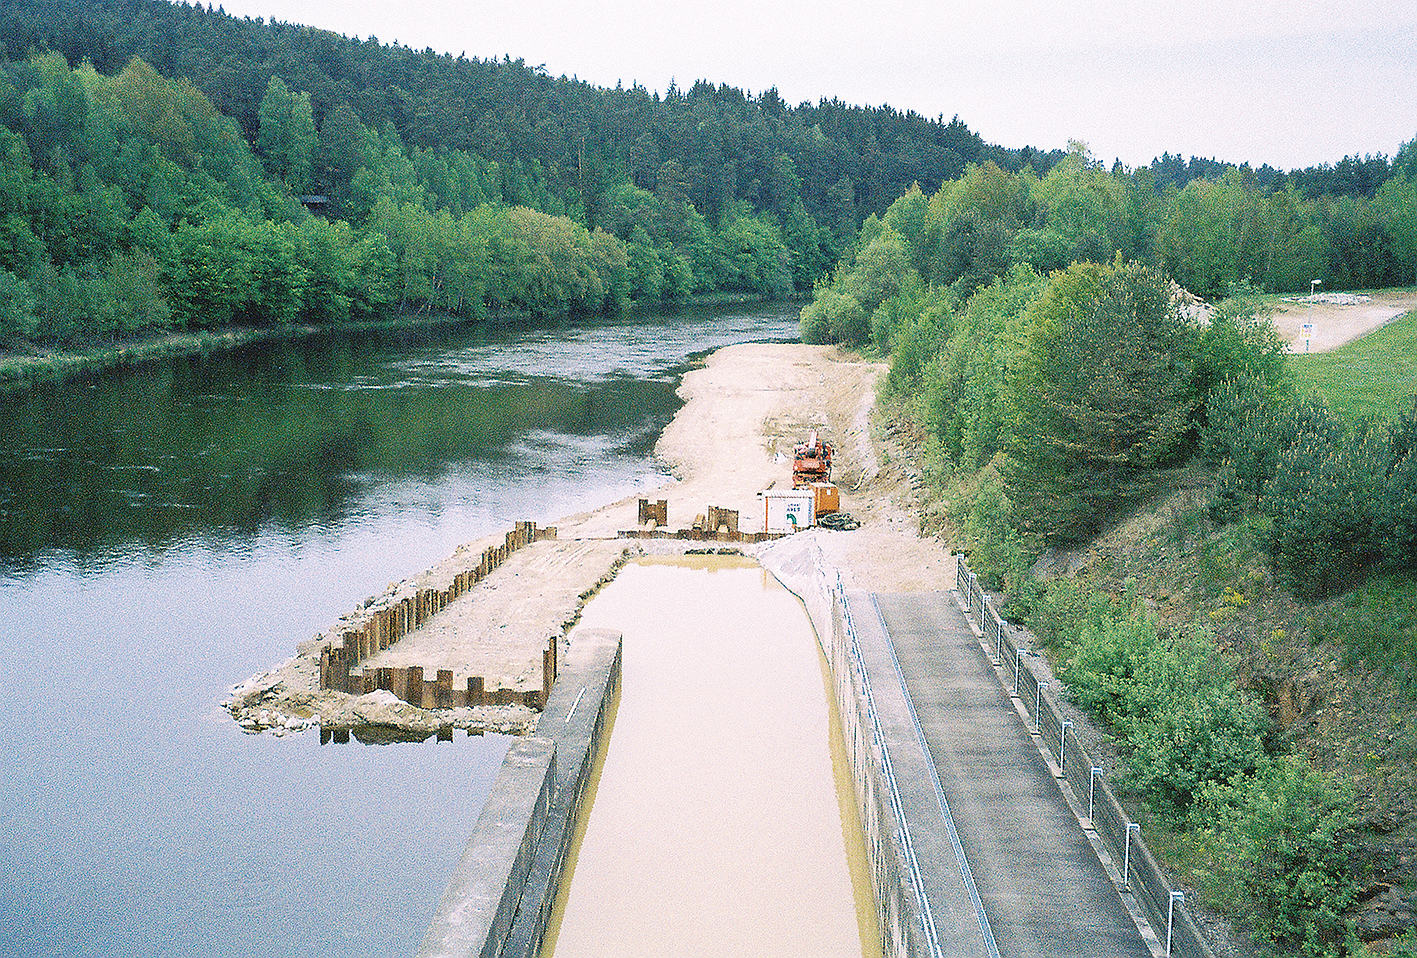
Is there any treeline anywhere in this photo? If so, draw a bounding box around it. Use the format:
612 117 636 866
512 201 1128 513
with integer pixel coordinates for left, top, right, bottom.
0 52 816 345
0 0 1044 277
809 148 1417 590
801 143 1417 323
4 0 1401 232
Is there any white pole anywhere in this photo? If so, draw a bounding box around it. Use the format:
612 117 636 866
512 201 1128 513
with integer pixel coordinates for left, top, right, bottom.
1167 891 1184 956
1123 822 1140 887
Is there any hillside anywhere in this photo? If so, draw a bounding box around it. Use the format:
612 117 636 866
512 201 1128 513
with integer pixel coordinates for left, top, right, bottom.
878 400 1417 953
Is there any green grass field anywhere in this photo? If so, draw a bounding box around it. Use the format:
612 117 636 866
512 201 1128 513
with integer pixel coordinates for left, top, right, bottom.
1288 306 1417 420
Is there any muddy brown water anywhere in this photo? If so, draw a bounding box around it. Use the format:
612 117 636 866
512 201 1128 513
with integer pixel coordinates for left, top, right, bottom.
541 556 880 958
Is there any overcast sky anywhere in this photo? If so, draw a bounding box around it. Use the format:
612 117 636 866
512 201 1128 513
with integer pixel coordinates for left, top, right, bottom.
208 0 1417 172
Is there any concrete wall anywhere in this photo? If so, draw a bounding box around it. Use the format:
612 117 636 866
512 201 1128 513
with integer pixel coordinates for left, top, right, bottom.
758 536 993 958
416 627 622 958
417 738 556 958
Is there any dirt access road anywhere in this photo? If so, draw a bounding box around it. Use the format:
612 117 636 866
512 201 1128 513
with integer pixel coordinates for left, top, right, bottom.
1271 289 1417 352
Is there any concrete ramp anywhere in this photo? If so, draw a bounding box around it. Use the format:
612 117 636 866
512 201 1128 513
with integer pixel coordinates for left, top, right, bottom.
872 592 1152 958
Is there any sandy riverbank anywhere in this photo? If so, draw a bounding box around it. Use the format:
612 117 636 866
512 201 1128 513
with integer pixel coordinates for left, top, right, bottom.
224 287 1415 737
224 342 956 736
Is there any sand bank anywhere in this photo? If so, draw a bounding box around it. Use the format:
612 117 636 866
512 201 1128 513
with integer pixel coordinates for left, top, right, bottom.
224 342 956 736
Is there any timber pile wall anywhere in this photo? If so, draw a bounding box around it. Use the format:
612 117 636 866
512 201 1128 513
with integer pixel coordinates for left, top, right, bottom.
621 497 783 543
317 521 558 709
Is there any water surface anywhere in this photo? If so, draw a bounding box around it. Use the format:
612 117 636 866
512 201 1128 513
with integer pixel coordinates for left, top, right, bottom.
542 557 879 958
0 304 799 958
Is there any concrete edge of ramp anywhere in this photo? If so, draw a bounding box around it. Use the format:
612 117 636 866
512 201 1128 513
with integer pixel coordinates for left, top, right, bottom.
757 535 993 958
416 737 556 958
417 627 623 958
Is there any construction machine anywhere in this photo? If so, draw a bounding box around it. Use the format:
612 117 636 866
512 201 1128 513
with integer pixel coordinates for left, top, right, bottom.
792 429 833 488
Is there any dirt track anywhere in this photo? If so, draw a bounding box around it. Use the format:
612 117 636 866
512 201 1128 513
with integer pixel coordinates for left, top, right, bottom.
1271 290 1417 353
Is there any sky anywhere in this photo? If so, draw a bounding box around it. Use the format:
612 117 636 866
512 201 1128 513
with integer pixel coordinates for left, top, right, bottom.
207 0 1417 172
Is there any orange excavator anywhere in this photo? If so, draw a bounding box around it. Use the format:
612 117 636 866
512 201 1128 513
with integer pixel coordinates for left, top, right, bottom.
792 429 833 488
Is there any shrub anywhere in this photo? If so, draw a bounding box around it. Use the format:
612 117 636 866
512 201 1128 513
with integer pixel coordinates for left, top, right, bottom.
798 286 867 345
1260 421 1387 598
1119 630 1268 819
1194 755 1360 957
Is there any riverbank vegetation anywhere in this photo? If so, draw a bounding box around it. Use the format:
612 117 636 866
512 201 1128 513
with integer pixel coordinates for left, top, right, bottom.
836 170 1417 952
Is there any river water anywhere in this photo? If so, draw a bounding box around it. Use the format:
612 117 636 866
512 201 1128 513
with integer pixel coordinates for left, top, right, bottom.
0 304 798 958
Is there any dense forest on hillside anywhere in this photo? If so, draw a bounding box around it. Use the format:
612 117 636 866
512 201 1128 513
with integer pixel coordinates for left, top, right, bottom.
0 0 1048 228
0 0 1413 351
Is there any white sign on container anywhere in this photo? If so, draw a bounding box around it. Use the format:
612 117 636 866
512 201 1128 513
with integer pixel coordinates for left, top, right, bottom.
761 490 815 533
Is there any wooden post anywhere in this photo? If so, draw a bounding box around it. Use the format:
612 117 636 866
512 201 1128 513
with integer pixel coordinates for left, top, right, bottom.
638 498 668 527
468 676 485 706
435 670 454 709
542 649 554 709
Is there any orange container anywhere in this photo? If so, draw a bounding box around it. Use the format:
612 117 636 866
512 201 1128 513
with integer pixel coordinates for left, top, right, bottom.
810 482 839 515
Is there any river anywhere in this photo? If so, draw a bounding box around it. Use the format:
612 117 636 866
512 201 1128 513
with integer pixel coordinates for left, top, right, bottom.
0 304 799 958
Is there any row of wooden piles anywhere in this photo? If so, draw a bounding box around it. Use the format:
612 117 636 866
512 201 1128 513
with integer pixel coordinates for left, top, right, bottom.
317 521 558 709
619 498 784 543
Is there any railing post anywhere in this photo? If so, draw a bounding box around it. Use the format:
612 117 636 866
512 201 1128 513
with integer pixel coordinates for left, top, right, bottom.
1089 766 1103 826
995 614 1004 664
1167 891 1184 957
1035 681 1049 733
1059 719 1072 773
1013 647 1026 696
1123 822 1140 887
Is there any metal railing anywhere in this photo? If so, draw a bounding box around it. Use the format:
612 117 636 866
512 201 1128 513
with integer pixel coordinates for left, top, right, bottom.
826 560 937 958
954 558 1214 958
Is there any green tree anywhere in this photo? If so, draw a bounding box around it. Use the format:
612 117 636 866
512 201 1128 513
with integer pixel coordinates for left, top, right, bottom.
255 76 315 193
1375 172 1417 285
1003 258 1200 542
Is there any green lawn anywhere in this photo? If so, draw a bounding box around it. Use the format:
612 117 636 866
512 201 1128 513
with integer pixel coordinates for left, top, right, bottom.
1288 306 1417 420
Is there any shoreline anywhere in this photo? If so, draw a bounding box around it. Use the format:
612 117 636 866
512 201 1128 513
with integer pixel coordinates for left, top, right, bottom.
0 293 793 393
225 340 958 737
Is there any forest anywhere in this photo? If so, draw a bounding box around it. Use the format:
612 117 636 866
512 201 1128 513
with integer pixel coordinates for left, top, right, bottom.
0 0 1414 348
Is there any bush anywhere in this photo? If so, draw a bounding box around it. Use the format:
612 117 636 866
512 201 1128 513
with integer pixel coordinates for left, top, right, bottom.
1119 629 1268 818
1260 421 1387 598
959 469 1036 594
1194 755 1359 957
798 285 868 345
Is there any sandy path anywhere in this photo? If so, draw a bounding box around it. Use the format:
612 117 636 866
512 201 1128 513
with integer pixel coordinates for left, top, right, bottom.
1271 290 1417 353
226 342 957 734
